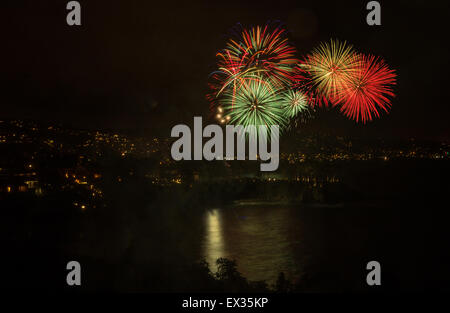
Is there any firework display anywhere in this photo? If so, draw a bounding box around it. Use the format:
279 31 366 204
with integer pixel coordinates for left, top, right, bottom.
208 23 397 130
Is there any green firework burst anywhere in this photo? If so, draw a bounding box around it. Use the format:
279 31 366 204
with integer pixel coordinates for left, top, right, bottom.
280 89 310 119
218 76 288 133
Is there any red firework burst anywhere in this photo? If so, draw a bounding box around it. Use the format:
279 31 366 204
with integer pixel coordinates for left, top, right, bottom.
337 54 396 123
207 23 299 111
227 24 299 85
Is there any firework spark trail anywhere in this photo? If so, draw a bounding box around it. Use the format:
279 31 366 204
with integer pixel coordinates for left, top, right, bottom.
292 63 329 108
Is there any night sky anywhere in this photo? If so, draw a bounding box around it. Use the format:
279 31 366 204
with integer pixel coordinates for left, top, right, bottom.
2 0 449 140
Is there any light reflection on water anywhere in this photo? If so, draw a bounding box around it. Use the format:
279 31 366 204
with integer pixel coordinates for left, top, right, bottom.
204 209 226 268
201 205 306 284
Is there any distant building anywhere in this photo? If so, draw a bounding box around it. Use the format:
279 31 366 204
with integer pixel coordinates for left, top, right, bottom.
0 170 42 195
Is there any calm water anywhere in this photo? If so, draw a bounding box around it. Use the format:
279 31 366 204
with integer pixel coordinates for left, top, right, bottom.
199 200 426 287
201 202 313 283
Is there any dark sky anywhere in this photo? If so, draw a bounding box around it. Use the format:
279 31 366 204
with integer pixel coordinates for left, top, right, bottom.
1 0 449 140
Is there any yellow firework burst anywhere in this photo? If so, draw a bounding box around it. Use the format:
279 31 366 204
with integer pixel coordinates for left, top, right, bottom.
304 39 360 102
